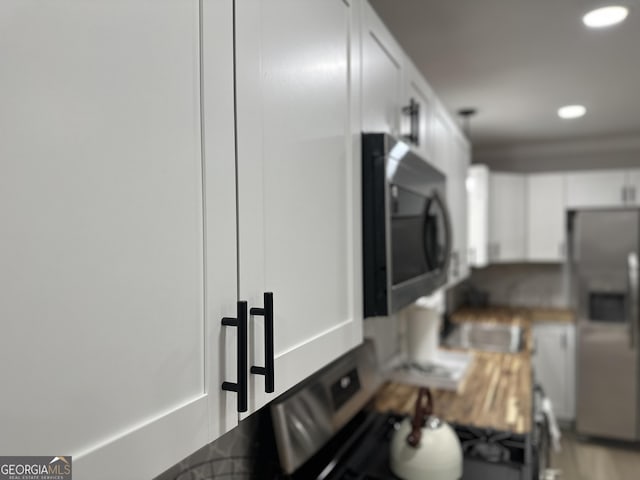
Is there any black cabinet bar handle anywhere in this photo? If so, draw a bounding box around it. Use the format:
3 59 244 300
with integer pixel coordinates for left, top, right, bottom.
221 301 248 413
250 292 274 393
402 98 420 146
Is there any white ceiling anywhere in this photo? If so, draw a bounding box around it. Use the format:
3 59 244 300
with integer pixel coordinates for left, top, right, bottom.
369 0 640 153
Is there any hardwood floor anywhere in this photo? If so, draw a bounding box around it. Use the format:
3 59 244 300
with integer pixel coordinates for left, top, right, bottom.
549 429 640 479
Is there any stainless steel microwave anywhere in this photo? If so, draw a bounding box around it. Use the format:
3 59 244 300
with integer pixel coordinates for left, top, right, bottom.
362 133 451 317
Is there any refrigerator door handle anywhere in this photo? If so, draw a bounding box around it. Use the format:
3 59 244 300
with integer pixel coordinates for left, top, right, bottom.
628 252 639 349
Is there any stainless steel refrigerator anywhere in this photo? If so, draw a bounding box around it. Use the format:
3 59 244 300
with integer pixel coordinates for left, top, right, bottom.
571 209 640 441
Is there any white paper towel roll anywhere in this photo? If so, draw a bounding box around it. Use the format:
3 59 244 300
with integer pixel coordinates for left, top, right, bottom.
406 301 442 363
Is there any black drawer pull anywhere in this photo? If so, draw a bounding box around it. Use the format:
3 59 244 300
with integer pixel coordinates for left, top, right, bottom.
250 292 275 394
221 301 248 413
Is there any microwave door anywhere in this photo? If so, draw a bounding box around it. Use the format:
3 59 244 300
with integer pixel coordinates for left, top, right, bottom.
390 185 429 285
389 187 452 312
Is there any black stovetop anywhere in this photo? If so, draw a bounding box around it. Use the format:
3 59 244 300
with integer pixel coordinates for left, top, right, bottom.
274 410 530 480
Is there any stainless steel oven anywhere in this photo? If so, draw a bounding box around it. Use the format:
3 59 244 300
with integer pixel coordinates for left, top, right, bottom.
362 133 451 317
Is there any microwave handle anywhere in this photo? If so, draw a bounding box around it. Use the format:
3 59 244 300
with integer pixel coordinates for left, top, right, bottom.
423 191 452 272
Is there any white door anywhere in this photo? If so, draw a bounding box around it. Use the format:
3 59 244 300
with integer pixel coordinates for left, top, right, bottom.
235 0 363 416
489 173 526 262
0 1 212 478
566 169 627 208
467 165 490 268
361 0 405 136
201 0 240 440
526 173 566 262
533 324 575 421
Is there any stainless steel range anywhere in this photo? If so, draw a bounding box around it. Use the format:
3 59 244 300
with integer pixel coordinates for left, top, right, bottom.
268 342 549 480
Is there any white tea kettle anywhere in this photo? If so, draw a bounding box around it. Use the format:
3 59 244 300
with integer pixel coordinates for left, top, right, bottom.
390 388 463 480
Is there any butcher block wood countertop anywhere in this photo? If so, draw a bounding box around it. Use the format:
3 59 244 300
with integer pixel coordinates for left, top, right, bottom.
373 307 574 434
451 306 575 325
375 351 532 433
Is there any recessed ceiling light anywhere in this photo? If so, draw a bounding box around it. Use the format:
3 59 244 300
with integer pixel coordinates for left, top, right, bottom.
558 105 587 119
583 5 629 28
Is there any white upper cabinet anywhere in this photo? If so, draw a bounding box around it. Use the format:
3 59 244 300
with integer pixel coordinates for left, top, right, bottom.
489 173 526 262
433 105 453 178
403 58 437 169
361 1 405 136
526 173 566 262
0 1 213 478
447 127 471 285
235 0 363 416
567 169 640 208
566 169 627 208
467 165 490 268
624 168 640 205
201 0 241 441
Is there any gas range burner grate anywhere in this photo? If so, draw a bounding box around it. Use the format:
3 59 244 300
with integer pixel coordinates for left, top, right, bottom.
466 440 511 463
453 424 527 466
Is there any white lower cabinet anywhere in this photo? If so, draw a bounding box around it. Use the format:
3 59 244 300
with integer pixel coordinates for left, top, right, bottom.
532 323 576 421
0 1 216 478
489 173 526 262
235 0 363 416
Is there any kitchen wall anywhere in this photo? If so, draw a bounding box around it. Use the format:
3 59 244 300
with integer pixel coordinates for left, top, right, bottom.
458 263 571 309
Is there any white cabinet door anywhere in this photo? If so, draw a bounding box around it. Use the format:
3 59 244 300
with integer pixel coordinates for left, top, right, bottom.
236 0 362 416
448 131 471 285
0 1 213 478
526 173 566 262
532 323 576 421
361 0 405 136
625 168 640 205
403 58 437 169
566 169 627 208
432 107 451 178
489 173 526 262
467 165 490 268
201 0 240 440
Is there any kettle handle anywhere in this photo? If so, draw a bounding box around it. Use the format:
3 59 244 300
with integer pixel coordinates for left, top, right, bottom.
407 388 434 447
